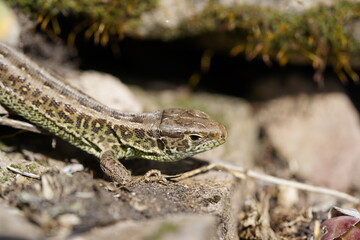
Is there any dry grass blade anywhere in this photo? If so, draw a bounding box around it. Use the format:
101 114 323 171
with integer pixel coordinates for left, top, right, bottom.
0 117 44 134
173 161 360 204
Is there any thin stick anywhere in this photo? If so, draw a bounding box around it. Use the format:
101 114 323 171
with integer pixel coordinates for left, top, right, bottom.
0 117 44 134
245 169 359 204
7 165 40 179
172 161 359 204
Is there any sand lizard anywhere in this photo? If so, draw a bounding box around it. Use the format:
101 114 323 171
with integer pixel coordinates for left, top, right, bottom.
0 42 227 183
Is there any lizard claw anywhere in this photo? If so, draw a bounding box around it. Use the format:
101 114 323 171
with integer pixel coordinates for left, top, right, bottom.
143 169 169 183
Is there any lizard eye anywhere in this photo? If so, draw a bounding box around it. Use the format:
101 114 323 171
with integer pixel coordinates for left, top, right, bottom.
189 134 202 141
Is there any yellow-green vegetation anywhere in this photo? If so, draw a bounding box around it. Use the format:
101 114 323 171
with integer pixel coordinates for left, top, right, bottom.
146 221 180 240
190 1 360 83
6 0 360 82
10 163 40 175
5 0 157 45
0 168 13 183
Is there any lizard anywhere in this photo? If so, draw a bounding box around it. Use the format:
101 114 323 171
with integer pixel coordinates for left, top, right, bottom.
0 42 227 184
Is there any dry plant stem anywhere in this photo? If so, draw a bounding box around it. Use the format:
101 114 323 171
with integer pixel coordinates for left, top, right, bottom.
0 116 44 134
173 162 360 204
313 220 322 240
0 104 7 115
7 165 40 179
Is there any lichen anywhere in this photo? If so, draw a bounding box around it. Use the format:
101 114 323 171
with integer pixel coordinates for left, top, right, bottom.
24 163 39 175
10 163 39 175
9 163 21 169
0 169 13 183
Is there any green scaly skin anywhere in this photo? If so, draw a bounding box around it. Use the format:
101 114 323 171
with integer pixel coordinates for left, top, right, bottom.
0 42 227 183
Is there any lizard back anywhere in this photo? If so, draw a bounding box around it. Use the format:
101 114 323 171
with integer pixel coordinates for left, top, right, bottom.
0 42 227 162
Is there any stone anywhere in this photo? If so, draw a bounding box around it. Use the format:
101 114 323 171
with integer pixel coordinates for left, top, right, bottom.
70 214 217 240
3 168 242 239
0 205 44 239
66 71 143 113
258 92 360 190
0 1 20 46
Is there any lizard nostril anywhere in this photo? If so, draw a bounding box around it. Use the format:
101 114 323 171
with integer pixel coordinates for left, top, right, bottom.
220 125 228 140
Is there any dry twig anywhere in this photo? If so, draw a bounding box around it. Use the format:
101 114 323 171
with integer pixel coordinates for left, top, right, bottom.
0 117 44 134
7 165 40 179
172 161 360 204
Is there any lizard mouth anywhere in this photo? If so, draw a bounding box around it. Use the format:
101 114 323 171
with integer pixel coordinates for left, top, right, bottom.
169 138 226 161
135 136 226 162
197 138 226 152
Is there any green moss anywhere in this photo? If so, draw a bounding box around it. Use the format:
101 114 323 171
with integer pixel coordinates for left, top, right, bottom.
6 0 360 82
9 163 21 169
24 163 39 174
7 0 157 19
0 167 16 183
181 1 360 83
6 0 158 45
9 163 39 174
145 221 180 240
0 170 12 183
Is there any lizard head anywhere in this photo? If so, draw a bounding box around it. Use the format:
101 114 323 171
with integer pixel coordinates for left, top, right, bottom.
153 108 227 161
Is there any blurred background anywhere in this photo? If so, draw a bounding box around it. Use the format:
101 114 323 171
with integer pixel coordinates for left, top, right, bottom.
1 1 360 239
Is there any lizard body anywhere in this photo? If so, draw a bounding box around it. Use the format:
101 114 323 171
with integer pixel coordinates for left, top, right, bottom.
0 42 227 183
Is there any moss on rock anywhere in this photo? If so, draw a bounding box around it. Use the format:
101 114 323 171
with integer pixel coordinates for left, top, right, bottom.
6 0 360 82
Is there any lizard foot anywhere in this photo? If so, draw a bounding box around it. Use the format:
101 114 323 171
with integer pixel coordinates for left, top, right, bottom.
100 150 131 184
143 169 168 184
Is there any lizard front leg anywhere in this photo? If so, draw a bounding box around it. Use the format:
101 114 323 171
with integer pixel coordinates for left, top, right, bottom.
100 150 131 184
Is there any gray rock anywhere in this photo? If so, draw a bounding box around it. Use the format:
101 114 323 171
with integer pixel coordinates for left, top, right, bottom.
0 2 20 46
70 214 217 240
0 205 44 239
66 71 143 113
257 92 360 190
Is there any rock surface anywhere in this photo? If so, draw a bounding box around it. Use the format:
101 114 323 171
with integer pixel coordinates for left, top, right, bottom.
70 214 217 240
2 166 242 239
0 204 44 239
0 1 20 46
257 92 360 190
67 71 143 113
